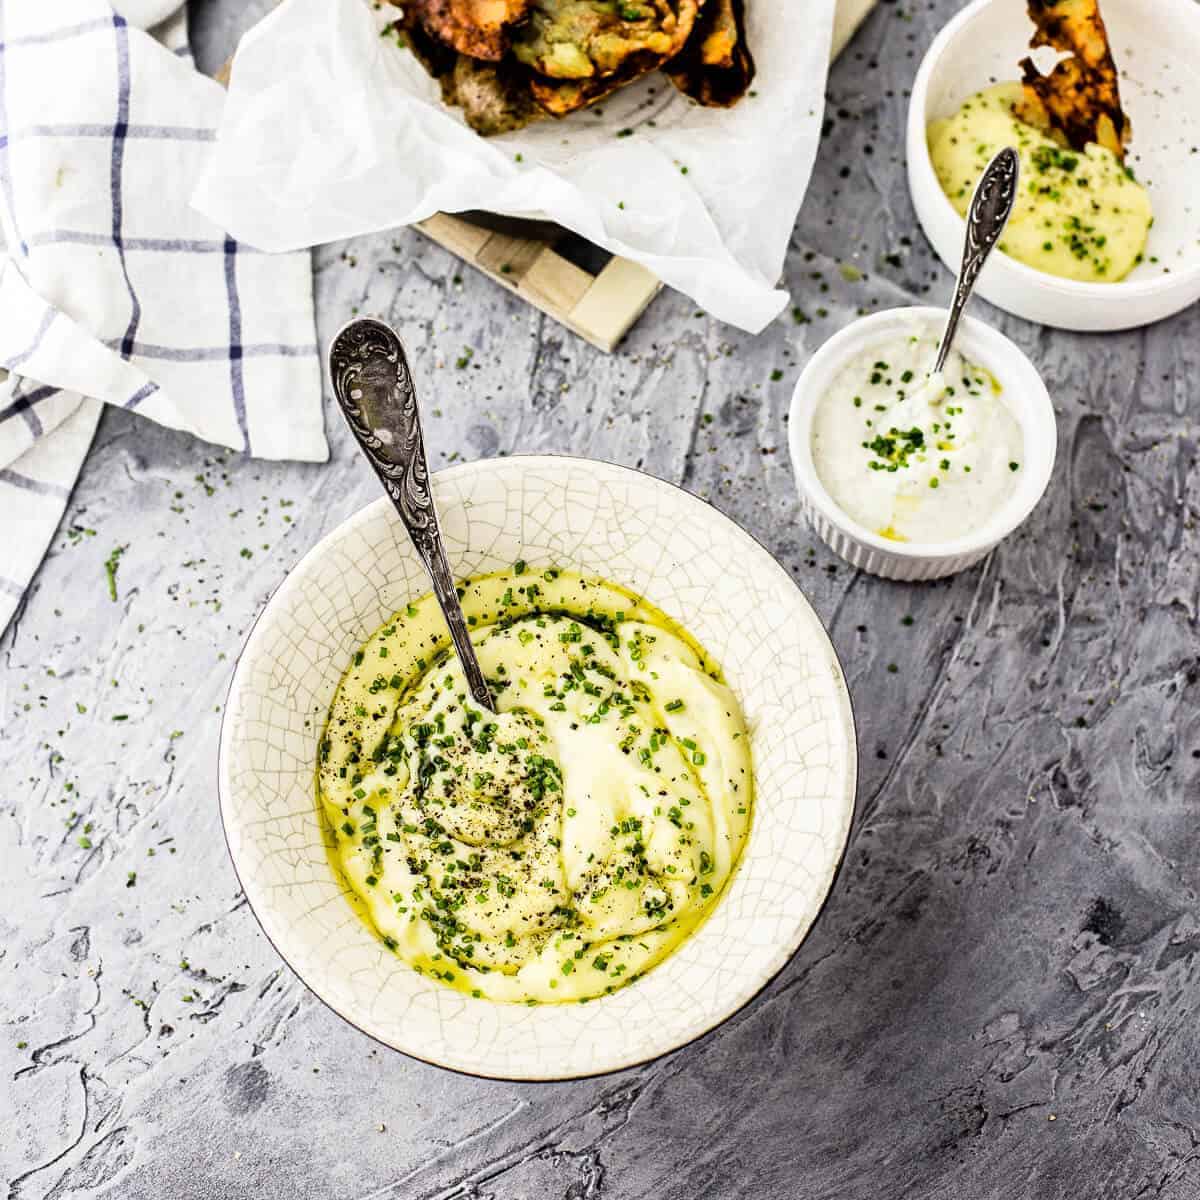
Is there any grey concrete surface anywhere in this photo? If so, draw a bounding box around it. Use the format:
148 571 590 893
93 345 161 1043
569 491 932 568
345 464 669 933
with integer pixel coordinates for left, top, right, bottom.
4 1 1199 1196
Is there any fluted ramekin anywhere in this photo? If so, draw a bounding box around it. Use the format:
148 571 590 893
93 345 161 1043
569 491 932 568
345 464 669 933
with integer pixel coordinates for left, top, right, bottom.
787 306 1056 581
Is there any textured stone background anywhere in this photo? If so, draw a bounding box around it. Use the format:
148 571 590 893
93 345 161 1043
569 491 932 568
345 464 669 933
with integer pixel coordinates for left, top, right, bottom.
4 0 1199 1196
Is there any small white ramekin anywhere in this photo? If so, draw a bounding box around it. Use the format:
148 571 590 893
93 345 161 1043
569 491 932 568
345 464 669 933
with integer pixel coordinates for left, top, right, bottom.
787 306 1056 581
907 0 1200 332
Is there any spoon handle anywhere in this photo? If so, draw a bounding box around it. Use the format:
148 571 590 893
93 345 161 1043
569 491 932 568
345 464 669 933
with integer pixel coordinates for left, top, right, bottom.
329 318 496 712
933 146 1020 375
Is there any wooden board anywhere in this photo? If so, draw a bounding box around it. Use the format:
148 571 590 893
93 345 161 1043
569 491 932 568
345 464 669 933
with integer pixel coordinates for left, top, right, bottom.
416 213 661 353
220 0 879 351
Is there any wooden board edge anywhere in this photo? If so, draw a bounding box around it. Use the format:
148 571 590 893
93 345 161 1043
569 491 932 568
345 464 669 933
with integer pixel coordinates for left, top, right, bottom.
567 258 662 353
413 218 652 353
831 0 879 59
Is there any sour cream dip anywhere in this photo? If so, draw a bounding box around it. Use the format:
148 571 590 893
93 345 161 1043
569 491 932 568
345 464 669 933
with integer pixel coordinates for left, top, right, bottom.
809 331 1024 544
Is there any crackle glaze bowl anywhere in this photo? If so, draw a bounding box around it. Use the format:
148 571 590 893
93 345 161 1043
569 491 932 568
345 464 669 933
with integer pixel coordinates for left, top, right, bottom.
218 455 857 1080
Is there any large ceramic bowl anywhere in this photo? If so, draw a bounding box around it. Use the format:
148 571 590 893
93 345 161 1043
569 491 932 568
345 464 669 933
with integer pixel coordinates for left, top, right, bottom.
907 0 1200 331
218 456 857 1080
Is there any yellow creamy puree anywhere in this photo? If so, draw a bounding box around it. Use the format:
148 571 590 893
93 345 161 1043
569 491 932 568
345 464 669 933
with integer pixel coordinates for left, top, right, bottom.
928 83 1152 282
317 567 752 1004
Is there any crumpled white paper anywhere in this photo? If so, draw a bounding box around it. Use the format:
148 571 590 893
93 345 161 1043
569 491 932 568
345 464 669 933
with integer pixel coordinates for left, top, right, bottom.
193 0 835 332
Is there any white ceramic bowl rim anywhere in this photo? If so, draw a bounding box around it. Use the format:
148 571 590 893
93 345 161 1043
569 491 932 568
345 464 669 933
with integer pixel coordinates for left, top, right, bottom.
910 0 1200 301
787 306 1056 560
218 454 859 1080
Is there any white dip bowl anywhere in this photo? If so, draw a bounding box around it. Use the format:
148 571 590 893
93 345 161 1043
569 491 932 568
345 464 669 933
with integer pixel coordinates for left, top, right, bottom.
907 0 1200 331
787 306 1056 581
219 455 857 1080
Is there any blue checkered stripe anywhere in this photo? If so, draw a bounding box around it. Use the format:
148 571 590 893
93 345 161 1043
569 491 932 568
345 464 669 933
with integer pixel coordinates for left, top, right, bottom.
0 12 317 448
0 5 325 624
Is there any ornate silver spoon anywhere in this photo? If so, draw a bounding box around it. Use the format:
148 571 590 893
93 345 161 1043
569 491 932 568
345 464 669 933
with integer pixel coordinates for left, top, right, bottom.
328 317 496 713
932 146 1020 374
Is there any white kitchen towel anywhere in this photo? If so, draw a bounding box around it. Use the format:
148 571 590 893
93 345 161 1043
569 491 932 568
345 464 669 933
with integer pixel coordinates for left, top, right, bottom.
0 0 328 634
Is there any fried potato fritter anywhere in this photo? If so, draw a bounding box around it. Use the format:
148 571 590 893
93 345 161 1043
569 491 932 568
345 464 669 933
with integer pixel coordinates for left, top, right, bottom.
1014 0 1129 160
394 0 754 134
397 11 545 133
664 0 754 107
407 0 531 61
526 56 649 115
511 0 699 81
522 0 701 116
447 56 546 133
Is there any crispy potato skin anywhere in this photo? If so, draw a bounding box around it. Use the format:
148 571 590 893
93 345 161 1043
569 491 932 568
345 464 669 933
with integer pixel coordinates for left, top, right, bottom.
526 58 644 115
664 0 754 107
1015 0 1129 160
526 52 664 115
408 0 531 61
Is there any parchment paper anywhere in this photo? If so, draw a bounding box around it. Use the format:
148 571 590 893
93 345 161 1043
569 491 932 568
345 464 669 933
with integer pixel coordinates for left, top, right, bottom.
192 0 836 332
